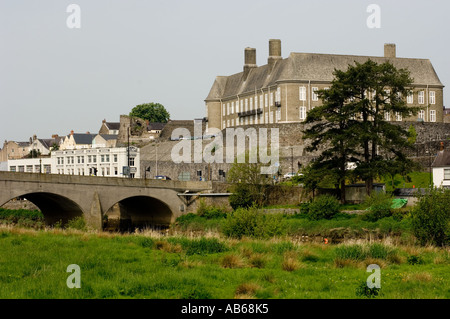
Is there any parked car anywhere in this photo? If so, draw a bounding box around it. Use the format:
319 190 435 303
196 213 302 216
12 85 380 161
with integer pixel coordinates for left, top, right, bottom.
155 175 171 180
283 172 297 179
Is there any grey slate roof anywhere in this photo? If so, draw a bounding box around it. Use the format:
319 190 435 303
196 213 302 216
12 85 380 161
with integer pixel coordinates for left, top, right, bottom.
432 149 450 168
72 133 94 145
99 134 118 141
147 122 166 131
206 52 443 101
105 122 120 130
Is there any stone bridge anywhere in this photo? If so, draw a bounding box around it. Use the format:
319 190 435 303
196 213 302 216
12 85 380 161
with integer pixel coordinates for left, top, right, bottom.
0 172 212 230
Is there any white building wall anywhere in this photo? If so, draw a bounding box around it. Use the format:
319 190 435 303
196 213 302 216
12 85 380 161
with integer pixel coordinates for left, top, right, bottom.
433 167 450 188
51 147 140 178
8 158 54 173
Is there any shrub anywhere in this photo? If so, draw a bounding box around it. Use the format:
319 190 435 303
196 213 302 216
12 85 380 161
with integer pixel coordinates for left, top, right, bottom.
306 194 340 220
66 216 87 231
221 254 244 269
362 191 393 222
355 281 381 298
229 184 256 210
411 187 450 247
222 206 285 239
197 201 227 219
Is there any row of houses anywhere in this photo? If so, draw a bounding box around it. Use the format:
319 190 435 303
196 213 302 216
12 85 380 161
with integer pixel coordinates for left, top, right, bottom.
0 120 167 179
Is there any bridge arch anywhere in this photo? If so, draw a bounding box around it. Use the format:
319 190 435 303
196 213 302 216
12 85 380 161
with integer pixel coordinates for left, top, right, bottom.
1 192 85 226
104 195 173 232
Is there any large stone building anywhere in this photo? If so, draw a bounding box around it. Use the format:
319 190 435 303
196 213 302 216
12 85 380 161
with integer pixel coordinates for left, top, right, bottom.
205 40 445 131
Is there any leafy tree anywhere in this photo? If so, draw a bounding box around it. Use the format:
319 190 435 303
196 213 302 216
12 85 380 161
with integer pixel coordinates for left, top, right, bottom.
26 149 41 158
227 152 270 209
411 187 450 247
129 102 170 123
303 60 419 199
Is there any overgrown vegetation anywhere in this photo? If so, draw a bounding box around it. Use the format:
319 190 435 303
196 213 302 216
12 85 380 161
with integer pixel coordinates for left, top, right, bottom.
0 228 448 299
411 187 450 247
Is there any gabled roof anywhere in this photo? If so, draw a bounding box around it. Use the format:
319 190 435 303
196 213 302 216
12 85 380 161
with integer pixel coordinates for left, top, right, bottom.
98 134 118 141
71 133 94 145
147 122 166 131
104 122 120 130
432 149 450 168
206 51 444 101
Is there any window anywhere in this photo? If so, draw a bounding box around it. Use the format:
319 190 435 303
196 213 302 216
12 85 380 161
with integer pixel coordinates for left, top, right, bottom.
114 154 118 162
254 96 258 109
444 169 450 180
265 94 268 107
227 120 230 127
299 106 307 120
269 111 273 123
275 87 281 103
270 92 274 106
418 110 425 121
396 112 402 122
299 87 306 101
430 110 436 122
231 102 234 114
235 101 239 113
429 91 436 105
254 115 258 124
245 117 248 125
385 90 391 103
407 91 413 104
312 87 319 101
245 99 248 112
231 119 234 126
264 112 268 124
418 91 425 104
10 166 16 172
240 100 244 112
276 109 281 122
222 104 225 116
129 157 135 166
260 95 263 108
93 156 97 163
250 97 253 110
384 111 391 121
223 121 225 129
249 117 252 125
227 103 230 115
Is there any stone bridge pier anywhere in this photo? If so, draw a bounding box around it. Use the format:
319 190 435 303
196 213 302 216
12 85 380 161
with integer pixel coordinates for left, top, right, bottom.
0 172 211 231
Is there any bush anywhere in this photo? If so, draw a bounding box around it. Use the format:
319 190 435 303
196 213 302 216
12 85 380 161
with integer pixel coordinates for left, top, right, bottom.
411 187 450 247
222 206 284 239
362 191 393 222
306 194 340 220
66 216 87 231
355 281 381 298
197 201 227 219
229 184 256 210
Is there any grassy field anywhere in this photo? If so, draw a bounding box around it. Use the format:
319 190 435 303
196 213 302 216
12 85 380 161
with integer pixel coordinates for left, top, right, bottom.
0 226 448 299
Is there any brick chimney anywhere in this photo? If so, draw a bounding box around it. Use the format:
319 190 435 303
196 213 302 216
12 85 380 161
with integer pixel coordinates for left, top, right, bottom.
268 39 282 68
243 47 257 80
384 43 396 58
70 130 74 136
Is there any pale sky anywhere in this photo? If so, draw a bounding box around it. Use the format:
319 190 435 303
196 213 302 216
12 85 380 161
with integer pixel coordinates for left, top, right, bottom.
1 0 449 142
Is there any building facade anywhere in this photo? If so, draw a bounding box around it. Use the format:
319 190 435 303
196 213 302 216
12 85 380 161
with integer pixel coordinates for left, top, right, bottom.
7 147 140 178
205 40 445 131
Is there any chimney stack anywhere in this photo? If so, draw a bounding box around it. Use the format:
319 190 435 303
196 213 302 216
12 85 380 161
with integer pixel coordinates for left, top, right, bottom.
440 141 444 151
268 39 282 68
384 43 396 58
243 47 257 80
70 130 74 136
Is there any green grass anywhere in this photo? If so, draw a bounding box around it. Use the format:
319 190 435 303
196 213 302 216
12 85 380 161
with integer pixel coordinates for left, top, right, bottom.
380 172 432 193
0 227 448 299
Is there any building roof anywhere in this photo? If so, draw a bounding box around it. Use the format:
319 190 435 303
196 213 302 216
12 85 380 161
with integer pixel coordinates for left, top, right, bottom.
432 149 450 168
98 134 118 141
393 188 427 196
206 51 443 101
71 133 94 145
147 122 166 131
104 122 120 131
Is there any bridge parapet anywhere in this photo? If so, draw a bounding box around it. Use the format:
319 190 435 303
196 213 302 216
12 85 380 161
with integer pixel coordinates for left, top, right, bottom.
0 171 212 192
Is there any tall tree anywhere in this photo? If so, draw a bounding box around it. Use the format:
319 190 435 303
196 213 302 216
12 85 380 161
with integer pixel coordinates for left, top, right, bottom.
129 103 170 123
303 59 420 200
